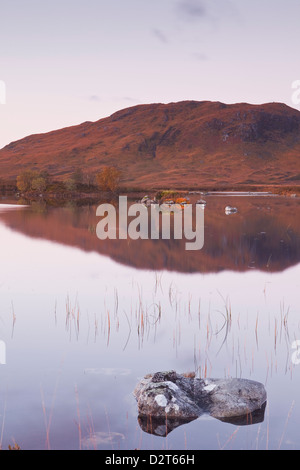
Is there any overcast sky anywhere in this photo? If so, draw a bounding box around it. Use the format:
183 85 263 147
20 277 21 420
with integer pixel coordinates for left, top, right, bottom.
0 0 300 149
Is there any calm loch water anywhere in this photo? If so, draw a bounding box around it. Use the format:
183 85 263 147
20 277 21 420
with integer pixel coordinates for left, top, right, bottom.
0 195 300 450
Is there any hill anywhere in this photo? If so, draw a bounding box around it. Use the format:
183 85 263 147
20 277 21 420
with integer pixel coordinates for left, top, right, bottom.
1 100 300 189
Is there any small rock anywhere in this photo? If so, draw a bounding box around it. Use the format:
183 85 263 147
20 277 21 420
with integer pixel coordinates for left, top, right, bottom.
133 371 267 436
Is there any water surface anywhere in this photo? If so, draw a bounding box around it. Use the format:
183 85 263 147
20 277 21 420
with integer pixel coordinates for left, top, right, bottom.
0 195 299 450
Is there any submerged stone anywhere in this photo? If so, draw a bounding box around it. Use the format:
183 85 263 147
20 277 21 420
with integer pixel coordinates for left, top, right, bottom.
133 371 267 436
205 377 267 420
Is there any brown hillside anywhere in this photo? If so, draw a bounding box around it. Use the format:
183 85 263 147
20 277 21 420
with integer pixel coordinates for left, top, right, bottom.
1 100 300 188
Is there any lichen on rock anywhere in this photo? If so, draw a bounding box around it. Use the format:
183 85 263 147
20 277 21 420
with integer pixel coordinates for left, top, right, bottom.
134 371 267 436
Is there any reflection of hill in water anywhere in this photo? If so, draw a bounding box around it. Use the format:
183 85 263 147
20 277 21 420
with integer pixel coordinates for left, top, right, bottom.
1 197 300 273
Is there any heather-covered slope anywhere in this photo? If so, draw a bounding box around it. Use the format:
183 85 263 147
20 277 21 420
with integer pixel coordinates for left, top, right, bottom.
1 101 300 188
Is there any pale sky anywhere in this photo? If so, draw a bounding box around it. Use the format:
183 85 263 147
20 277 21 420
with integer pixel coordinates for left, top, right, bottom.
1 0 300 149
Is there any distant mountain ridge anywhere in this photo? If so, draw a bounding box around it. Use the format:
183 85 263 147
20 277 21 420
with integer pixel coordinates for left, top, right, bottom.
1 100 300 188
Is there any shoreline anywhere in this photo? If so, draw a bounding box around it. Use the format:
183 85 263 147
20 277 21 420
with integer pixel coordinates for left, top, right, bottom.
0 183 299 206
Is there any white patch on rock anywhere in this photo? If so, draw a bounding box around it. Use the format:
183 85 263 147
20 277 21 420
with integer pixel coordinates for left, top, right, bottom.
204 384 217 392
155 394 168 407
165 403 179 413
164 381 179 391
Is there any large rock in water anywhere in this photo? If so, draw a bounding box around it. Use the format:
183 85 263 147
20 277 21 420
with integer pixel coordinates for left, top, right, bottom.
133 371 267 436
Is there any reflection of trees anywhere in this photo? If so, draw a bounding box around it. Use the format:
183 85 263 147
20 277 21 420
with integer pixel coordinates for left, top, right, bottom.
199 211 300 270
30 201 48 214
0 198 300 273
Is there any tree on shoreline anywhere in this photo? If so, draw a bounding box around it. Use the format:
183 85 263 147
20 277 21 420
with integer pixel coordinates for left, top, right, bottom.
17 170 48 193
96 166 122 192
64 168 84 192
